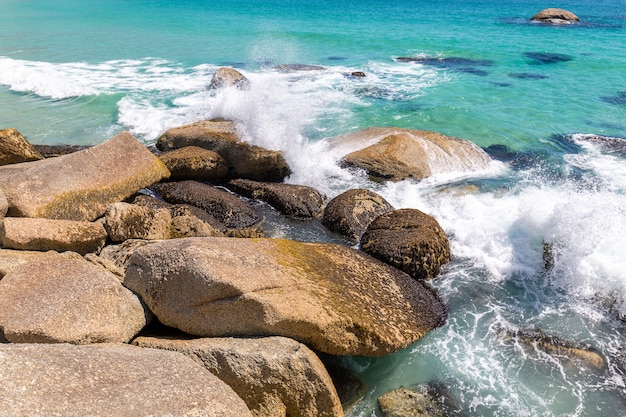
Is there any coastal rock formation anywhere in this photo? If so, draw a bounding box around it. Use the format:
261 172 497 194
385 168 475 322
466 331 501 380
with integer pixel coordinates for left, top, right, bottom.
377 386 451 417
133 335 344 417
531 8 580 24
0 249 53 279
157 119 291 182
360 209 451 280
0 251 147 344
32 143 88 157
123 237 447 356
159 145 228 181
0 132 170 221
275 64 326 72
0 217 107 255
227 178 325 218
209 67 251 90
0 189 8 219
333 127 491 182
0 343 253 416
101 202 172 242
0 128 43 166
321 188 394 242
151 180 262 235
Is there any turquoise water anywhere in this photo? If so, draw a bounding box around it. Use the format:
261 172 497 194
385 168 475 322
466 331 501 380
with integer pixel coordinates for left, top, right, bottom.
2 1 626 415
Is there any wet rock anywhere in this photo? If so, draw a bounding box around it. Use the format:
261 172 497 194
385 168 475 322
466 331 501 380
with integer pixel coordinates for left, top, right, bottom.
0 131 170 221
0 217 107 255
570 133 626 156
227 178 325 218
275 64 326 72
360 209 451 280
159 146 228 181
123 237 447 356
133 335 344 417
378 387 447 417
508 72 549 79
524 52 573 64
157 119 291 182
350 71 366 77
32 143 89 157
101 202 172 242
0 343 253 416
151 180 261 231
324 362 368 412
209 66 250 90
0 251 147 344
321 188 394 243
335 127 492 183
531 8 580 24
0 128 43 166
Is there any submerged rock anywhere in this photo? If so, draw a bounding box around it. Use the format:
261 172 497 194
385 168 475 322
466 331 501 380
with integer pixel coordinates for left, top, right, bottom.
123 237 447 356
275 64 326 72
0 128 43 166
508 72 549 80
524 52 573 64
531 8 580 24
600 91 626 106
209 67 250 90
133 335 344 417
0 343 253 416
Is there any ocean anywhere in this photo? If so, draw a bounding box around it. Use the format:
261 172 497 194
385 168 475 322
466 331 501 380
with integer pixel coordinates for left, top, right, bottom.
1 0 625 415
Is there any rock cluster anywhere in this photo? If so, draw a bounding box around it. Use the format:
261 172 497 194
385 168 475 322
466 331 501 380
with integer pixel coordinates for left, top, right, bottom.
0 100 491 414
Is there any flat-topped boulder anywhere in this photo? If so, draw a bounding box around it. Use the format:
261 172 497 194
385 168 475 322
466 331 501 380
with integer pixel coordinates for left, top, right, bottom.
0 128 43 166
0 249 52 279
227 178 325 218
331 127 491 182
0 132 170 221
159 145 228 181
157 119 291 182
0 251 147 344
531 8 579 24
133 335 344 417
0 343 253 417
0 217 107 255
123 237 446 356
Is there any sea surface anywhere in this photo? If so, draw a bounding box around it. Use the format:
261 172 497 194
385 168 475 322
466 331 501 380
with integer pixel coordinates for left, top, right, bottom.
1 0 626 415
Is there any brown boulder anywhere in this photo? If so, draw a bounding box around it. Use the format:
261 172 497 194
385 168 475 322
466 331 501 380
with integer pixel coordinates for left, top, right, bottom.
360 209 451 280
531 8 579 23
227 178 325 218
0 189 8 219
333 127 491 182
133 336 344 417
0 217 107 255
123 237 446 356
209 67 251 90
0 249 52 279
101 202 172 242
377 387 448 417
0 132 170 221
0 343 253 416
159 145 228 181
0 128 43 166
321 188 394 242
0 251 147 344
157 119 291 182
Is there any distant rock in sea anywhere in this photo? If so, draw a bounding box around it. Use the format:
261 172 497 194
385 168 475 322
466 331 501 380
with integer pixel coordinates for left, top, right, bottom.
508 72 549 80
530 8 580 24
524 52 573 64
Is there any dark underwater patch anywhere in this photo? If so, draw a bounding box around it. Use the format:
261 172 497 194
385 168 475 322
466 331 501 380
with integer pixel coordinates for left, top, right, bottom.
395 56 493 76
490 82 512 87
327 56 348 61
601 91 626 105
508 72 549 79
524 52 573 64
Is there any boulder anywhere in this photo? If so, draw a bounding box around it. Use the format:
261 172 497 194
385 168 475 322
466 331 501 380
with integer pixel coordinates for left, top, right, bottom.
101 202 172 242
98 239 157 274
159 145 228 181
209 67 251 90
0 128 43 166
0 251 147 344
123 237 447 356
377 387 448 417
151 180 261 231
0 188 8 219
0 343 253 416
133 335 344 417
321 189 394 242
0 249 52 279
0 132 170 221
332 127 491 182
360 209 451 280
0 217 107 255
227 179 325 218
531 8 579 23
157 119 291 182
32 143 89 157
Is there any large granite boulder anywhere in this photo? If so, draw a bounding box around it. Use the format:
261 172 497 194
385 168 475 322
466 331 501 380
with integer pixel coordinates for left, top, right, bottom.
133 335 344 417
123 237 446 356
360 209 451 280
0 343 253 417
0 188 9 219
377 387 449 417
159 145 228 181
0 132 170 221
531 8 579 24
321 189 394 242
157 119 291 182
0 128 43 166
101 202 172 242
0 217 107 255
331 127 491 182
227 179 325 218
209 67 251 90
0 251 147 344
0 249 52 279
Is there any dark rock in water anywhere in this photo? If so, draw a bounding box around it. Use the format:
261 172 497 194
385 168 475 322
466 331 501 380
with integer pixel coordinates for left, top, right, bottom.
395 56 494 67
274 64 326 72
328 56 348 61
490 81 512 87
350 71 367 77
524 52 574 64
568 133 626 156
601 91 626 105
378 383 462 417
319 360 368 412
32 144 89 158
457 67 488 76
508 72 549 79
531 8 580 24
